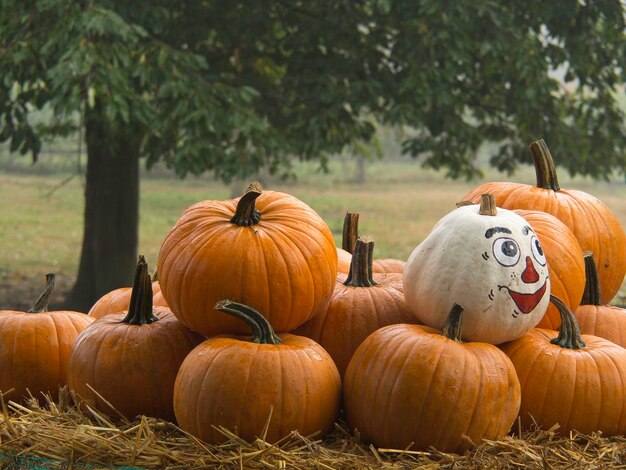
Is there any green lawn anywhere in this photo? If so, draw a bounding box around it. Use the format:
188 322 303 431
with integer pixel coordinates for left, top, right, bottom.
2 157 626 310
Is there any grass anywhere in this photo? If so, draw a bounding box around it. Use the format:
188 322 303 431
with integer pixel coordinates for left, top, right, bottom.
2 156 626 310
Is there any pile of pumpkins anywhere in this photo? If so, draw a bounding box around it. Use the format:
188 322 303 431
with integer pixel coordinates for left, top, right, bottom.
2 139 626 454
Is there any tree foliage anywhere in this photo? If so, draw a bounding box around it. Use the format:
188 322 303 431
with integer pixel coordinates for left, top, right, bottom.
2 0 625 181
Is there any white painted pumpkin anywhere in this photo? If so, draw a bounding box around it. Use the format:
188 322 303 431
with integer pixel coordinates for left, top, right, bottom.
403 195 550 344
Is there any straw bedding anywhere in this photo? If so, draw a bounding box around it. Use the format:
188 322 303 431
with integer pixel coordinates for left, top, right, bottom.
1 389 626 469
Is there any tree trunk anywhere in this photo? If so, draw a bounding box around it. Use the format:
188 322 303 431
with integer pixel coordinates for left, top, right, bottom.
65 105 141 312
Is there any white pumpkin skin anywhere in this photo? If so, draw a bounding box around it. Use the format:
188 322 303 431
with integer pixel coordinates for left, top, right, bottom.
403 204 550 344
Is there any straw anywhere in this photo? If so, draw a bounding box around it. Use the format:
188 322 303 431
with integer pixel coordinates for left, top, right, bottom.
2 388 626 469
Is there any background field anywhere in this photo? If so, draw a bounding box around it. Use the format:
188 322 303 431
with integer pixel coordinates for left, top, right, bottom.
2 155 626 311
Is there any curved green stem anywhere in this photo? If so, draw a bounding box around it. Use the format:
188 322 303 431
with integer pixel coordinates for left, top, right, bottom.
442 304 464 342
342 212 360 254
344 236 377 287
122 255 159 325
529 139 560 191
28 273 56 313
580 251 602 306
215 300 282 344
230 182 262 227
549 294 585 350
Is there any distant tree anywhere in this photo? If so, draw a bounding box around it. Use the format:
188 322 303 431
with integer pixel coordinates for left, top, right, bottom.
2 1 625 309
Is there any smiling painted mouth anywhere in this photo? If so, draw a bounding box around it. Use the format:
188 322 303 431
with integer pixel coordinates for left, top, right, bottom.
497 281 548 314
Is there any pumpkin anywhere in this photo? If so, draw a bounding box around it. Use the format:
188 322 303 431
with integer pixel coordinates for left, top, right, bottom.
157 182 338 336
294 236 416 379
174 300 341 444
463 139 626 305
0 274 93 402
87 279 168 319
68 257 204 421
336 212 405 274
500 295 626 436
403 194 550 344
343 304 521 453
512 209 585 330
573 252 626 347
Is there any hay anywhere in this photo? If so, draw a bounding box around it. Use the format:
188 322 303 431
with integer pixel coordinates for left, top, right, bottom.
1 389 626 469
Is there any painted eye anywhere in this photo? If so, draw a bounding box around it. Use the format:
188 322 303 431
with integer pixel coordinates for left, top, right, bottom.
492 238 520 267
531 235 547 266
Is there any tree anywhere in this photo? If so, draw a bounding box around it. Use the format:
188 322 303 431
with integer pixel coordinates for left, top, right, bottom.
2 1 625 310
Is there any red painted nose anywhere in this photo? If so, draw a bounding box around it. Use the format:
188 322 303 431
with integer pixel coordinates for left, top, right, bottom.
521 256 539 283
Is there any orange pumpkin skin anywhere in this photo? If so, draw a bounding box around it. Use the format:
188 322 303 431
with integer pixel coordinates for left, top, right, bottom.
68 308 203 421
344 314 520 453
337 247 352 273
501 328 626 436
69 258 204 421
174 303 341 444
87 281 167 319
0 275 93 402
573 253 626 347
372 258 405 274
296 238 415 379
464 140 626 305
575 305 626 347
336 248 404 274
513 210 585 329
158 184 338 336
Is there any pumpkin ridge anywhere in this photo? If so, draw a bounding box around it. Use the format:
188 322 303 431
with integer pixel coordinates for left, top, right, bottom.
171 227 238 328
414 340 447 428
47 313 63 391
602 349 626 428
529 344 561 428
364 329 405 434
434 342 469 447
381 333 419 441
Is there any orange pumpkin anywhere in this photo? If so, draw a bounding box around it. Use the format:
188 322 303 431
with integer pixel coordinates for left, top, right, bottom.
513 209 585 329
0 274 93 402
574 252 626 347
500 295 626 436
87 280 167 319
294 236 416 378
158 182 338 336
463 139 626 304
344 304 521 453
174 300 341 444
336 212 405 274
68 257 204 421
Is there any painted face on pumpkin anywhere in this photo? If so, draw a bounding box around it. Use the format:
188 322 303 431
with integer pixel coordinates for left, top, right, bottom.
483 224 549 318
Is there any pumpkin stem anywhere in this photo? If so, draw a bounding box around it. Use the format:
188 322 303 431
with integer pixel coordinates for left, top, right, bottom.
231 182 262 227
549 294 586 350
215 300 282 345
28 273 56 313
580 251 602 306
455 200 474 208
478 194 497 216
344 236 377 287
529 139 560 191
442 304 464 342
122 256 159 325
342 212 360 254
152 269 159 282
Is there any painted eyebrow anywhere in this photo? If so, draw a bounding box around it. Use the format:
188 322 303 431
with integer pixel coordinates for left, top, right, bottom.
485 226 512 238
522 225 535 235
